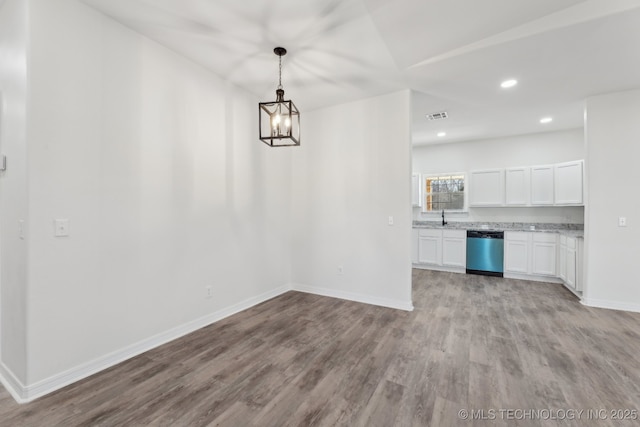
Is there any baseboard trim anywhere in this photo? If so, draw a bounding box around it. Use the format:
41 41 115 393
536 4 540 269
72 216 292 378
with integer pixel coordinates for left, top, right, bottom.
291 283 414 312
412 264 465 274
503 273 563 284
15 284 291 403
0 362 27 403
581 298 640 314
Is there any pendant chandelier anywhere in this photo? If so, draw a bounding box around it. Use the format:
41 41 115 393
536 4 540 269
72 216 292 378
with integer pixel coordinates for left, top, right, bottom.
259 47 300 147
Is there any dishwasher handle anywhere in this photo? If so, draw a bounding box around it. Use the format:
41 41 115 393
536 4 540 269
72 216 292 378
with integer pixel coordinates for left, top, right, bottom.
467 230 504 239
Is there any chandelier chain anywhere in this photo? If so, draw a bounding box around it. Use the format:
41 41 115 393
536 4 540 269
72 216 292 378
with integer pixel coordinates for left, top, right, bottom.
278 54 283 90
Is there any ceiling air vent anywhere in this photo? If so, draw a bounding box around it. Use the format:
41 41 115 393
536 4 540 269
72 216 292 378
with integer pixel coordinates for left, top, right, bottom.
426 111 448 121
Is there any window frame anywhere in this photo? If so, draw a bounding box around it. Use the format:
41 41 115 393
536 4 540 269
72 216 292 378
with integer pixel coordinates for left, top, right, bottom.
421 172 468 213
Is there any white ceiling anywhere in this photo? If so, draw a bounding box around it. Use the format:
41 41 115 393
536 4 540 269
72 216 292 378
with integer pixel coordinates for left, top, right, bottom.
82 0 640 145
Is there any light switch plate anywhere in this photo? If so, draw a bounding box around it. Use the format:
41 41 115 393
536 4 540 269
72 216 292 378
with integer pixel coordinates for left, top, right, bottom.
618 217 627 227
388 216 394 226
55 219 70 237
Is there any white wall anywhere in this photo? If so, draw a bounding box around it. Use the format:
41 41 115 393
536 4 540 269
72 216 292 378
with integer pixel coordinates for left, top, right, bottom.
412 129 585 223
24 0 291 387
290 91 413 311
583 89 640 312
0 0 29 389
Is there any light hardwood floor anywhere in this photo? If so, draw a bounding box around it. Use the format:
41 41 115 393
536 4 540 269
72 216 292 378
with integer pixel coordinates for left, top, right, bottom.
1 269 640 426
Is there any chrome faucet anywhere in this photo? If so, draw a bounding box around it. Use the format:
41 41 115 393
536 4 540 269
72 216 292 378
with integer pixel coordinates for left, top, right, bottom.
442 209 447 227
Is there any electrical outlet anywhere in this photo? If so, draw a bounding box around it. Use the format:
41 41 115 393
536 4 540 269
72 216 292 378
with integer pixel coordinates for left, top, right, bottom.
19 220 24 240
54 219 70 237
337 266 344 275
205 286 213 299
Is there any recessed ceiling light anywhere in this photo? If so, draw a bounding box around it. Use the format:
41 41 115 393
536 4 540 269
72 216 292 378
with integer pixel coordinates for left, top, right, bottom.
540 117 553 124
437 132 446 137
500 79 518 89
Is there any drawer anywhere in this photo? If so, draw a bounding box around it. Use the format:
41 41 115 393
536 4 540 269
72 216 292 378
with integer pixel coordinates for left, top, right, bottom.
419 229 442 238
505 231 529 241
566 236 577 249
559 235 567 246
443 230 466 239
532 233 557 243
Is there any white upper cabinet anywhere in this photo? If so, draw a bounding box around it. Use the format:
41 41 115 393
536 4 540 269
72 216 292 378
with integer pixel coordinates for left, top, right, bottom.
554 160 583 205
469 169 504 206
530 165 555 205
505 167 530 206
411 173 422 207
429 159 583 208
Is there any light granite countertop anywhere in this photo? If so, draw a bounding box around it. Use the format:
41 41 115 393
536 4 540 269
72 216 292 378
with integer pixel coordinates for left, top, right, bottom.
412 221 584 238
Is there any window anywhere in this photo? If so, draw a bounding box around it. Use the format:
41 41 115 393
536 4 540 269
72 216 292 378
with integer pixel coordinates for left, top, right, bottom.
424 174 465 211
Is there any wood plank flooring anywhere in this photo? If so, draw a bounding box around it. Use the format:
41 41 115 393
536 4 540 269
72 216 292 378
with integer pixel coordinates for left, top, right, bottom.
2 269 640 426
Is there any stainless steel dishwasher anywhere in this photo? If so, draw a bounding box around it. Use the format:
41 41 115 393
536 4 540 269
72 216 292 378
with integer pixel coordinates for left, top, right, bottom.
466 230 504 277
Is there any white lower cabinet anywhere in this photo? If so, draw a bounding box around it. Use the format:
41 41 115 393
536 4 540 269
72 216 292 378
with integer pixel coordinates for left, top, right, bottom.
442 230 466 268
558 235 583 292
417 229 441 265
413 229 466 271
558 236 567 281
504 232 529 273
531 233 557 276
414 228 581 289
504 232 557 277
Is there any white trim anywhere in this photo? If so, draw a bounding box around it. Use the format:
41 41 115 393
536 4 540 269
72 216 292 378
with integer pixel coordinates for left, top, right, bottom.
3 280 416 404
291 283 414 312
560 283 583 299
412 264 465 274
12 285 290 403
0 361 27 403
503 272 563 284
581 298 640 314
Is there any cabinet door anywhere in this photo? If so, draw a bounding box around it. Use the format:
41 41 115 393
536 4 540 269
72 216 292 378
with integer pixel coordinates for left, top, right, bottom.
558 240 567 282
418 230 442 265
505 167 530 206
575 238 584 291
532 235 557 276
554 161 583 205
411 229 419 264
442 230 466 267
531 165 554 205
469 169 505 206
411 173 422 207
504 232 529 273
566 248 577 288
